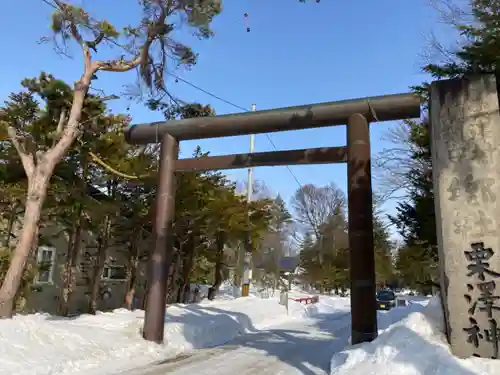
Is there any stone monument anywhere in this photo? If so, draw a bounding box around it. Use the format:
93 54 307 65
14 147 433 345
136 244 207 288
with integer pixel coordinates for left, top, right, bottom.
430 74 500 359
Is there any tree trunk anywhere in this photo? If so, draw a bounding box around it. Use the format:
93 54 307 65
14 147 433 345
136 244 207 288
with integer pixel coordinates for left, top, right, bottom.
275 254 281 291
3 200 21 248
88 239 106 315
176 255 185 303
59 226 76 315
59 155 88 315
233 243 244 287
179 239 196 303
124 274 137 310
181 282 191 304
170 250 183 304
208 232 225 300
124 239 139 310
58 204 84 316
0 177 49 317
88 216 110 315
0 70 93 318
165 248 179 304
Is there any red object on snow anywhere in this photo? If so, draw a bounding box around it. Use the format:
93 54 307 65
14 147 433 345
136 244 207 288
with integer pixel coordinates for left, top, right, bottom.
293 296 319 305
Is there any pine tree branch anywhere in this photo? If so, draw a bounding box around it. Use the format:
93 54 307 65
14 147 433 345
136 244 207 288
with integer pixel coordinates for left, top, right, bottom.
94 54 144 73
94 6 167 74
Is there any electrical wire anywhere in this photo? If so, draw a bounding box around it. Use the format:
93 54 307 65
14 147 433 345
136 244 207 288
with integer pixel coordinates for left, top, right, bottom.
166 71 305 190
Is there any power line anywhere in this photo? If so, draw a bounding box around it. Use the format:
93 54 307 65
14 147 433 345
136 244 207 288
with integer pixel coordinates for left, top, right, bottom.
167 71 304 190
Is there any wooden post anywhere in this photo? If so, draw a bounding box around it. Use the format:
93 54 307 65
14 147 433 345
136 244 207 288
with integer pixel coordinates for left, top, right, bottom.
347 113 378 345
142 133 178 344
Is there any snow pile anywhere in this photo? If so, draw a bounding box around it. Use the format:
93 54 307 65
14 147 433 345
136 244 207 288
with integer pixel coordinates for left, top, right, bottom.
0 310 164 375
288 294 351 318
195 281 261 300
330 296 500 375
163 296 291 350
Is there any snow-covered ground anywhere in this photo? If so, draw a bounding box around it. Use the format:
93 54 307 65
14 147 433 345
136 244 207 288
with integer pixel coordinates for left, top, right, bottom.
122 296 424 375
331 296 500 375
126 308 353 375
0 283 498 375
0 283 348 375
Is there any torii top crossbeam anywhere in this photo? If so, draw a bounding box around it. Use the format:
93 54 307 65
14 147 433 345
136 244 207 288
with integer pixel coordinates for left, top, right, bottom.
125 93 421 144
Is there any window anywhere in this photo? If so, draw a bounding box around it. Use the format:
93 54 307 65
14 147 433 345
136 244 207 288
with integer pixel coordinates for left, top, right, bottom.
102 265 127 281
36 246 56 284
376 290 396 301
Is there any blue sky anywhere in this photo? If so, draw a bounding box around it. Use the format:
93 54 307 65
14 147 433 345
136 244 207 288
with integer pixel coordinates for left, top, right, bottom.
0 0 458 231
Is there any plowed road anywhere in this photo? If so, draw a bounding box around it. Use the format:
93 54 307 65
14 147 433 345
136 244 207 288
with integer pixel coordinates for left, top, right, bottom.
124 312 351 375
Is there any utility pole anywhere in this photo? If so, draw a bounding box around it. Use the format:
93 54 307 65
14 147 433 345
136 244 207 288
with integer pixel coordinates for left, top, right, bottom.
242 104 256 297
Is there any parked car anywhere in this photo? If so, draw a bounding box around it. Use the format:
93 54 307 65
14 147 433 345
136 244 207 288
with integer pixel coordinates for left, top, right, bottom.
376 289 396 310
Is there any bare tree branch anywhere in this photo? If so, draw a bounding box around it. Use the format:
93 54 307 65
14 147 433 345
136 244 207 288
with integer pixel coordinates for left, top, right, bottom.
55 109 67 137
6 127 35 178
291 183 346 239
373 121 428 201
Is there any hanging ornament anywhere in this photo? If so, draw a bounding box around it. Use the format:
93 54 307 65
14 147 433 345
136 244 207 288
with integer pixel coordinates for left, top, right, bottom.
244 12 250 32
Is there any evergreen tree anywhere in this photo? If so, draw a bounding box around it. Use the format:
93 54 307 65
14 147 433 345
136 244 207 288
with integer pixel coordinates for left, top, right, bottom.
389 0 500 292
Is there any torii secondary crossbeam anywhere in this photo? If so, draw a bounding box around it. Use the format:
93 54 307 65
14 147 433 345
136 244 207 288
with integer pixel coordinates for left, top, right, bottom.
125 92 421 345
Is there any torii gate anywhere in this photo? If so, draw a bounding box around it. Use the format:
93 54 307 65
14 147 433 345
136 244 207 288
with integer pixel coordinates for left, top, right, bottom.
125 92 421 344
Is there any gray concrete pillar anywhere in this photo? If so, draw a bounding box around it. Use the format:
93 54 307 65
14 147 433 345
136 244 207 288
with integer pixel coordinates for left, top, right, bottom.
430 74 500 359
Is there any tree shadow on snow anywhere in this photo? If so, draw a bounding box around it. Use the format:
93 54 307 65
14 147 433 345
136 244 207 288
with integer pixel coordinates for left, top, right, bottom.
160 307 352 375
158 303 479 375
228 312 352 375
163 305 260 349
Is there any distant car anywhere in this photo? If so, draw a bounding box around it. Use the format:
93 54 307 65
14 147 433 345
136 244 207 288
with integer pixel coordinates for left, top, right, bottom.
376 290 396 311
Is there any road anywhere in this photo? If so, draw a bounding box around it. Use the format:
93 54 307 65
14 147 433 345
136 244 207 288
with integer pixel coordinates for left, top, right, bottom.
125 312 352 375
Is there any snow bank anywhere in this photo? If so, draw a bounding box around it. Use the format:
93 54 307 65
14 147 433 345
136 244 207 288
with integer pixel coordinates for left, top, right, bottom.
0 285 341 375
330 296 500 375
0 297 288 375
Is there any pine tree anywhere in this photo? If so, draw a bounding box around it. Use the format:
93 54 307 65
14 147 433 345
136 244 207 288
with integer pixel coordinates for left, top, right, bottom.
0 0 221 317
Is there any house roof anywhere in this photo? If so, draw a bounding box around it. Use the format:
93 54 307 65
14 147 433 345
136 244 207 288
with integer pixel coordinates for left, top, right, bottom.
279 256 300 272
250 255 299 272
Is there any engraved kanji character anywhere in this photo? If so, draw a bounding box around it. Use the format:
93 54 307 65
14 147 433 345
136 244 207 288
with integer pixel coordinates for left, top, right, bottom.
453 211 495 238
474 141 496 165
464 317 483 348
465 114 490 140
463 175 496 204
448 177 461 201
464 174 480 204
480 178 496 203
465 242 500 281
466 100 489 117
464 292 478 315
472 210 496 237
484 319 500 359
464 140 480 161
477 281 500 318
447 142 464 162
453 215 471 237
